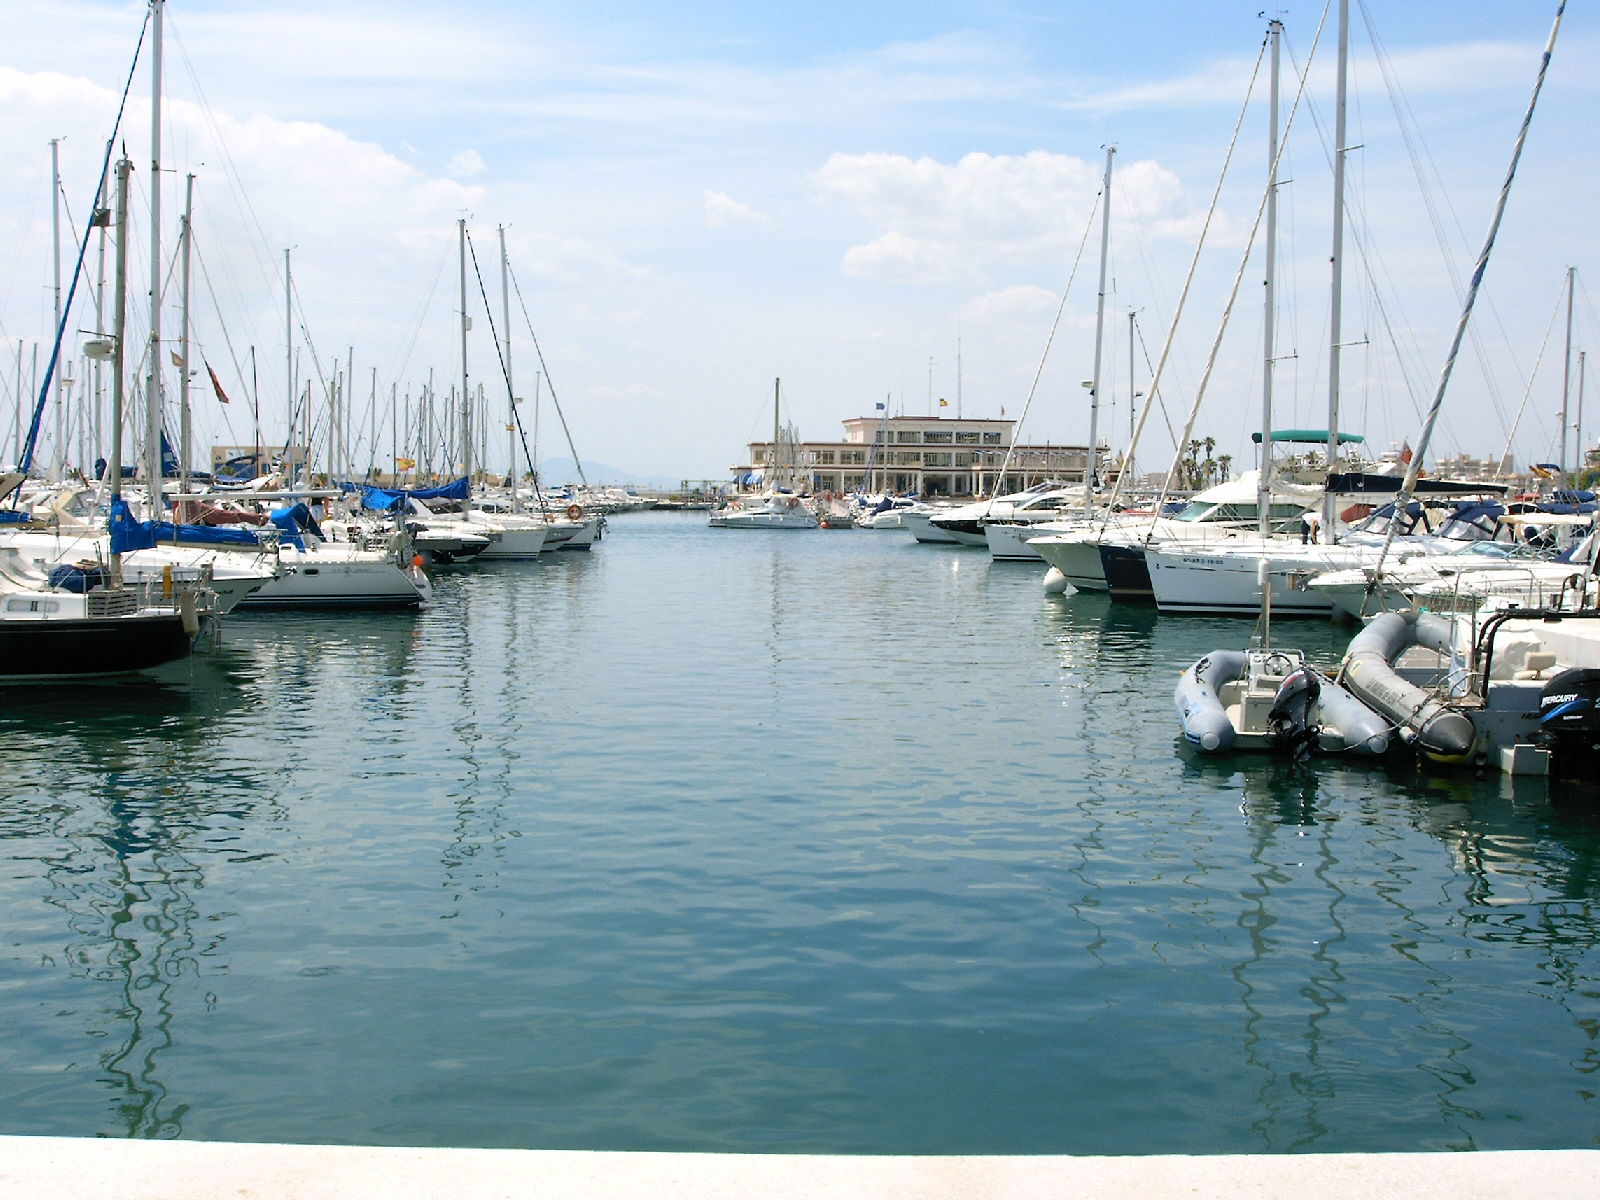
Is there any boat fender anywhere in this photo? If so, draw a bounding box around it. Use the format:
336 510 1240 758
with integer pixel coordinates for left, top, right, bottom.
567 504 584 520
179 591 200 638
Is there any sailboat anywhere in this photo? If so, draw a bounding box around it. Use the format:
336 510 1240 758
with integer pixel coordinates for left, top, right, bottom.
709 379 819 529
1173 12 1389 759
1 128 212 679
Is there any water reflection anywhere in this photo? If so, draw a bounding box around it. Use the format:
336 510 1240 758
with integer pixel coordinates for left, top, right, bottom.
2 705 281 1137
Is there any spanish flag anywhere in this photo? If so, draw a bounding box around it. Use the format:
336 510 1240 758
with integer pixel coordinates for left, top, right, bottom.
396 457 416 471
938 398 948 408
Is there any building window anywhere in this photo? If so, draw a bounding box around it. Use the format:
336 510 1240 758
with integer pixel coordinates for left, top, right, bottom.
922 431 952 444
955 431 979 444
896 431 920 443
982 432 1003 445
814 451 835 465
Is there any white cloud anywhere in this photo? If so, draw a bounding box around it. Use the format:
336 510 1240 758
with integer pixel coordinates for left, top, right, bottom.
961 285 1062 322
813 150 1201 284
841 232 970 286
447 149 486 179
703 190 772 229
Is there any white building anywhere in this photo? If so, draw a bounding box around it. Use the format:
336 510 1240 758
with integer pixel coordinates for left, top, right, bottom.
733 415 1094 498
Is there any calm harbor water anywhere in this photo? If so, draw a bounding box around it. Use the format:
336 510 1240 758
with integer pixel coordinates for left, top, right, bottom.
2 510 1599 1155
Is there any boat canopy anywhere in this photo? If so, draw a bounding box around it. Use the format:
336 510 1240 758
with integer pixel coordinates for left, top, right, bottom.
1252 429 1365 444
1324 472 1507 496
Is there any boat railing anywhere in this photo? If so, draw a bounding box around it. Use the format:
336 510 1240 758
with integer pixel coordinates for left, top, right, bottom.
84 588 139 618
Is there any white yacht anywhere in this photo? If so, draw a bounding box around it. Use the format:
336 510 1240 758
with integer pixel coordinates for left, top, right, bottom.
708 492 818 529
928 481 1085 547
1029 470 1317 594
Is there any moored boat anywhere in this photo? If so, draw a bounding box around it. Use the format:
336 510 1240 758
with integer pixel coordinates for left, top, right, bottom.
1176 646 1391 759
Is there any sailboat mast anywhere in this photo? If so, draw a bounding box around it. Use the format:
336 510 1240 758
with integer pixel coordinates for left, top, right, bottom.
1128 310 1138 447
1321 0 1349 540
50 138 63 481
109 156 132 582
1259 19 1282 539
772 377 781 488
500 224 517 510
956 331 963 420
144 0 165 512
1561 265 1575 475
178 172 194 499
1086 144 1114 516
459 218 472 489
94 161 109 468
1577 349 1587 469
284 248 292 484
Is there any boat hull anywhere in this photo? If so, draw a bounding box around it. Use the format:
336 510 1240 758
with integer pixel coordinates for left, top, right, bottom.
1032 535 1108 592
0 612 194 680
1147 547 1336 618
1100 543 1153 603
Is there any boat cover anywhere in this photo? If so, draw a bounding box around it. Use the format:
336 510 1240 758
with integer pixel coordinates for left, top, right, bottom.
360 477 471 511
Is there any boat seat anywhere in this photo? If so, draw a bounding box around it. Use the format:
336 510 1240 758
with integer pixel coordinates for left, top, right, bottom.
1513 650 1559 681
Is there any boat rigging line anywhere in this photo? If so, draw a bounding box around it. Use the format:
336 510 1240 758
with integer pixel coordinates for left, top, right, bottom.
1098 6 1325 534
1372 0 1567 577
16 6 153 487
507 257 589 490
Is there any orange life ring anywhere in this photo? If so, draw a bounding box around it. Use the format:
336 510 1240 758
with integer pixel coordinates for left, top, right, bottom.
566 503 584 520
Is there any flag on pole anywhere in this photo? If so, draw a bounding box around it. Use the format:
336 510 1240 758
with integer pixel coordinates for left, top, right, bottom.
396 457 416 471
938 398 948 408
170 350 184 369
875 402 886 411
204 361 231 404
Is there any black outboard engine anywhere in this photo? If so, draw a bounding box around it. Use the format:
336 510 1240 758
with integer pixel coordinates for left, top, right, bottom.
1269 666 1322 764
1538 668 1600 785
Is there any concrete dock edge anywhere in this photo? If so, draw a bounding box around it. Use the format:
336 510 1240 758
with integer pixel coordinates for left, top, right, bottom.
2 1137 1597 1199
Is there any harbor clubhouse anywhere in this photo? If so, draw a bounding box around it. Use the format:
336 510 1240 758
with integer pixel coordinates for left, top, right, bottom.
733 415 1093 498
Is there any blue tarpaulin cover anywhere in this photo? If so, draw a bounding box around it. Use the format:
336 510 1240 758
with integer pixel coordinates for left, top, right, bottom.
360 476 470 511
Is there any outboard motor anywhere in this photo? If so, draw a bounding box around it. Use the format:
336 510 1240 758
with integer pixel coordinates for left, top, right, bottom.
1268 666 1322 763
1538 668 1600 785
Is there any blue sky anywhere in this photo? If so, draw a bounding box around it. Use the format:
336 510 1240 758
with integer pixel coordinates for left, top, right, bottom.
2 0 1596 483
